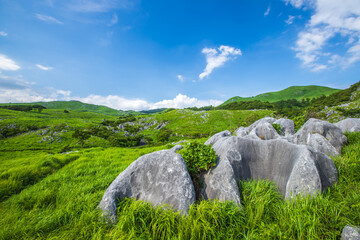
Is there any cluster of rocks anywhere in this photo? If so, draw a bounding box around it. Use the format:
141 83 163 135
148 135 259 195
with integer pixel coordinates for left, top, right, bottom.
98 117 360 227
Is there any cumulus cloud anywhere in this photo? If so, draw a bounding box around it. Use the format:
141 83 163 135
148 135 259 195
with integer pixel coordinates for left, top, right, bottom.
0 54 20 71
0 73 222 110
0 31 7 37
150 94 222 110
35 13 63 24
285 0 360 71
0 84 71 103
35 64 53 71
264 6 271 16
75 93 222 111
199 45 242 79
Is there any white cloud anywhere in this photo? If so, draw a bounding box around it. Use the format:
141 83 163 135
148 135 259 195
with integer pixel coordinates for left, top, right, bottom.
35 64 53 71
283 0 314 9
0 31 8 37
285 0 360 70
177 75 185 82
285 15 296 24
67 0 134 12
199 45 242 79
0 74 33 90
151 94 223 109
0 83 223 110
75 93 222 110
0 54 20 71
264 6 271 16
35 13 63 24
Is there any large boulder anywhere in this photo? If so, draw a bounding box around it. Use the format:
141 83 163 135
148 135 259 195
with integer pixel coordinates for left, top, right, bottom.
204 130 232 146
210 136 337 198
248 122 280 140
246 117 277 132
306 133 340 156
295 118 347 153
335 118 360 133
234 126 248 137
342 226 360 240
273 118 295 136
201 154 241 204
98 147 195 223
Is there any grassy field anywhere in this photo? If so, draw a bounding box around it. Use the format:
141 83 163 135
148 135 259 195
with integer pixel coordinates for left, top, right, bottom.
0 106 359 239
221 85 340 105
0 132 359 239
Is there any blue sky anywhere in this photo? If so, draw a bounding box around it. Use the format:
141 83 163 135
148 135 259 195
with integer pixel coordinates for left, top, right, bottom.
1 0 360 110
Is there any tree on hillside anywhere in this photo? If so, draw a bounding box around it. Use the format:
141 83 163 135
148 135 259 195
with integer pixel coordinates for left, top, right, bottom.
72 129 91 148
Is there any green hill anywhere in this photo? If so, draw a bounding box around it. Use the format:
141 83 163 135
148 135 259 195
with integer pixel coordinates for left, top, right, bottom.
221 85 340 106
0 100 123 116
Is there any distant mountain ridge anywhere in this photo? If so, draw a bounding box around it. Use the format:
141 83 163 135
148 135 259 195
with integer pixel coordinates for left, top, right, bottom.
221 85 340 106
0 100 167 116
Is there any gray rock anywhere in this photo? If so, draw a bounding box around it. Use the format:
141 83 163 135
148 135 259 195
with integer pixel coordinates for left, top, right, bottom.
335 118 360 133
248 122 280 140
204 130 232 146
234 126 248 137
155 122 168 130
342 226 360 240
247 117 277 132
98 149 195 223
309 149 338 190
295 118 347 153
274 118 295 136
171 145 183 152
306 133 340 156
211 136 337 198
201 155 241 204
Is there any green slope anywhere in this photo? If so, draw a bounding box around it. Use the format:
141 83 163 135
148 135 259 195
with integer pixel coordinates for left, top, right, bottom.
221 85 340 106
0 100 122 116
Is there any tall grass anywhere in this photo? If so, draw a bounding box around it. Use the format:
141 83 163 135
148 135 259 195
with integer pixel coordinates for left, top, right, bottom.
0 129 359 239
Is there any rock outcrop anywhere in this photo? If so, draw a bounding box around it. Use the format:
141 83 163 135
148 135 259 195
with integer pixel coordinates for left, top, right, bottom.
273 118 295 136
335 118 360 133
294 118 347 153
248 122 280 140
206 136 337 199
99 116 360 221
342 226 360 240
204 130 232 146
98 146 195 223
305 133 340 156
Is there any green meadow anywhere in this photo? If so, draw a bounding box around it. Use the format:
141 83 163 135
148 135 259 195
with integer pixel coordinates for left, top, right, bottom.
0 95 359 239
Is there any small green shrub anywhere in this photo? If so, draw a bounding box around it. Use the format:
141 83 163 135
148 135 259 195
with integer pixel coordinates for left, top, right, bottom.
272 123 282 134
180 142 217 177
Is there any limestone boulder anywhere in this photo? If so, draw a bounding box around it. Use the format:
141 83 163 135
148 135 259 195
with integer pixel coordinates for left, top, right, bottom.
306 133 340 156
210 136 337 198
335 118 360 133
98 148 195 223
247 117 277 132
201 155 241 204
204 130 232 146
248 122 280 140
273 118 295 136
234 126 248 137
295 118 347 153
342 226 360 240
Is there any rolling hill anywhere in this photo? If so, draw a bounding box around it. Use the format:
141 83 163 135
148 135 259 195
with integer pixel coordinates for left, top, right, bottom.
221 85 340 106
0 101 124 116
